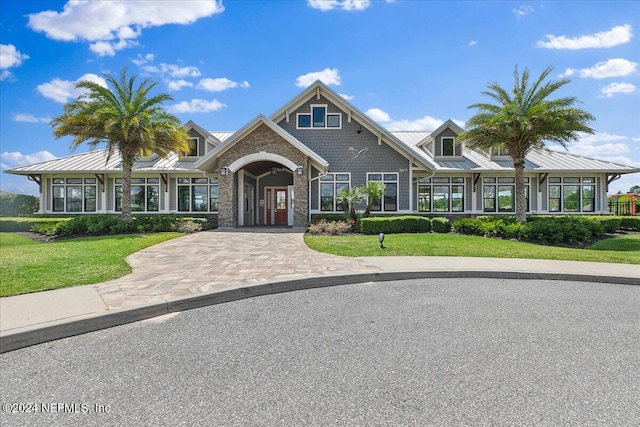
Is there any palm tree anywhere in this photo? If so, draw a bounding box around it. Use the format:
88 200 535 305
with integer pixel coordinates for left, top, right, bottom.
458 66 595 222
363 181 385 217
51 67 191 221
337 186 365 222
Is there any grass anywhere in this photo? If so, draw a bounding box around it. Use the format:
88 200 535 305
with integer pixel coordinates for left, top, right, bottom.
304 233 640 264
0 232 182 297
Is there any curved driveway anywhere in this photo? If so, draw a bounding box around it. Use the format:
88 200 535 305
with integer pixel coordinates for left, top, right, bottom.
94 228 640 311
95 228 380 309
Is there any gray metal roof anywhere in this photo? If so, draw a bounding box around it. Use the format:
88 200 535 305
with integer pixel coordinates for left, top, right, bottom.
5 149 198 175
6 130 638 176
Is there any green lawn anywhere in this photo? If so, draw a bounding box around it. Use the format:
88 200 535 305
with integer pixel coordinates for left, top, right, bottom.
304 233 640 264
0 232 182 297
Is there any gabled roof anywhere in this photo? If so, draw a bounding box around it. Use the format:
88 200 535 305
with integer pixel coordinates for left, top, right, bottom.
195 114 329 173
416 119 464 147
4 149 199 175
185 120 221 147
269 80 435 171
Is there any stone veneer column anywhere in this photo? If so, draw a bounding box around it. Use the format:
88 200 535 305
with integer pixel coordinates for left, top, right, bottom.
217 171 236 227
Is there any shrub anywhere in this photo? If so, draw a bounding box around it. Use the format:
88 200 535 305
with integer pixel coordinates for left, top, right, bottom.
584 216 620 234
0 193 39 216
451 217 485 235
431 217 450 233
307 220 353 235
525 216 599 244
620 216 640 231
359 216 431 235
310 213 350 223
27 214 205 238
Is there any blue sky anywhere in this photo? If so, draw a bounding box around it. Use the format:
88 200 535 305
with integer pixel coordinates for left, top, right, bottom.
1 0 638 195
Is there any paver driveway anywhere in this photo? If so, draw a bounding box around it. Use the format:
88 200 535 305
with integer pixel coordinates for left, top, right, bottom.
95 228 380 310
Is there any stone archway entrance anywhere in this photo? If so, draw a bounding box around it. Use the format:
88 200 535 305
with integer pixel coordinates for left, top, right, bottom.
218 149 307 228
233 158 295 226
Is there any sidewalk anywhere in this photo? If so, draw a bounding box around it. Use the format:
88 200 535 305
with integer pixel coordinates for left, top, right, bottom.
2 229 639 353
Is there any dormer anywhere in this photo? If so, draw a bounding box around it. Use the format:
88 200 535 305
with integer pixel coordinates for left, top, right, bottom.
490 144 510 159
418 119 464 160
183 120 219 159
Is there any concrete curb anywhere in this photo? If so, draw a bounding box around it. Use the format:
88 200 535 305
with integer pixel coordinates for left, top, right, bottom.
1 271 637 353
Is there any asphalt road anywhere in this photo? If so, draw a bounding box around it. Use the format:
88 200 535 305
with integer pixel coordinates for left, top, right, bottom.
1 278 639 426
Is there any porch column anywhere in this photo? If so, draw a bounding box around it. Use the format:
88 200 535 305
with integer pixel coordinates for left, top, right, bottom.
218 171 236 227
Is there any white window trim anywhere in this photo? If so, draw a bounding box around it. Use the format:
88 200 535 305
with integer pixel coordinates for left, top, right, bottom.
367 172 399 213
482 177 530 213
547 176 596 213
175 176 219 213
438 136 456 157
318 172 351 212
296 104 342 129
184 136 202 157
418 177 465 213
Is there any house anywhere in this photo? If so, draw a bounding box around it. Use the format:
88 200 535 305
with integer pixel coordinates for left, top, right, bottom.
6 81 639 227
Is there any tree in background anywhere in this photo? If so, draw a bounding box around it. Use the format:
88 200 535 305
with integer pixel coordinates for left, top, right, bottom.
0 193 39 216
51 67 191 221
458 66 595 222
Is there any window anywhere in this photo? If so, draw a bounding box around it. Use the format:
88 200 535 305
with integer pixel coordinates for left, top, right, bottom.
418 177 464 212
185 137 203 157
52 177 97 213
177 178 219 212
547 177 596 213
115 177 159 212
297 114 311 128
313 106 325 127
494 145 510 156
483 177 530 213
319 173 350 211
296 104 341 129
368 173 398 212
441 137 455 156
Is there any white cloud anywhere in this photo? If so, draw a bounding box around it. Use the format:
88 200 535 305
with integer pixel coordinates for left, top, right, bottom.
0 44 29 80
468 40 478 47
90 39 139 57
561 58 638 79
0 44 29 69
339 93 354 100
197 78 250 92
576 132 628 145
296 68 341 87
513 5 534 17
607 173 640 195
37 73 108 103
166 99 226 114
599 82 636 98
132 53 155 66
141 63 201 78
12 114 51 124
307 0 371 11
27 0 224 56
536 24 633 50
166 79 194 91
1 151 57 170
386 116 447 131
365 108 391 123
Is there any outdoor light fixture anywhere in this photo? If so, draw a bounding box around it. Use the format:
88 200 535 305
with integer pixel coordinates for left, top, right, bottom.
271 167 278 176
379 232 385 249
297 166 304 175
220 166 228 176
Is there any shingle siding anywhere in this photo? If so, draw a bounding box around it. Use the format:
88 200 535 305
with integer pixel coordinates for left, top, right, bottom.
278 96 412 211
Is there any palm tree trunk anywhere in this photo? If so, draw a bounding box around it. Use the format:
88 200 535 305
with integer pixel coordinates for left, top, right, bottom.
514 158 527 223
121 155 134 222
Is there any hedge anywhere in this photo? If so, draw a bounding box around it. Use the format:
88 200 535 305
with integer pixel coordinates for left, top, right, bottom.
0 217 71 232
0 193 39 216
620 216 640 231
359 216 432 235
